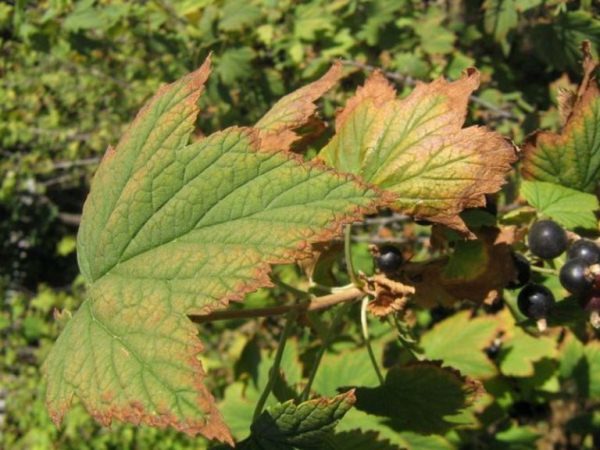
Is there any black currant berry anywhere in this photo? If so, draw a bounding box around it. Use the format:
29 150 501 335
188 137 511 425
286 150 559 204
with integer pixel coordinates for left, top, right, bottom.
517 283 555 320
527 220 568 259
567 239 600 265
560 257 593 296
376 245 404 272
507 252 531 290
484 339 501 360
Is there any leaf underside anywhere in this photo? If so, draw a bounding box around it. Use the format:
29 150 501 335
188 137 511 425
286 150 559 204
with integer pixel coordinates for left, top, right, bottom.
43 58 378 445
318 69 516 233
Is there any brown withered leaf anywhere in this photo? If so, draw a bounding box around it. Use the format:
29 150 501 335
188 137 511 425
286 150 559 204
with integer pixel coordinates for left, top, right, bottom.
400 228 516 307
363 273 415 317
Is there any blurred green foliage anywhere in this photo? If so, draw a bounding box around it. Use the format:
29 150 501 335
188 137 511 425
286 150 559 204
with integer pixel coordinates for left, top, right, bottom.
1 0 600 449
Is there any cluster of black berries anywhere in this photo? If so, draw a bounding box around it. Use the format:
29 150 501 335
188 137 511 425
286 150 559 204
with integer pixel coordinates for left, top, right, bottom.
510 220 600 328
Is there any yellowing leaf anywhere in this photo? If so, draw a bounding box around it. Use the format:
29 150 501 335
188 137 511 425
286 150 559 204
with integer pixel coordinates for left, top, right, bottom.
255 62 343 151
522 45 600 193
318 69 516 233
43 57 379 444
498 327 558 377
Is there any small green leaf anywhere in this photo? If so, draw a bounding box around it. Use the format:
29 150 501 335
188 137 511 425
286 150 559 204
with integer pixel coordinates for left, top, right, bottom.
495 425 541 447
218 1 261 32
238 392 355 449
352 363 481 434
531 12 600 72
421 311 500 379
521 180 598 230
216 47 256 84
483 0 518 53
416 7 456 55
498 328 557 377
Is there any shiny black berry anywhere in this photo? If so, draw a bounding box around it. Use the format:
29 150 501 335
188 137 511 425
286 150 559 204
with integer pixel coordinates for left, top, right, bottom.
376 245 404 272
567 239 600 265
527 220 568 259
507 252 531 290
517 283 555 319
559 257 593 296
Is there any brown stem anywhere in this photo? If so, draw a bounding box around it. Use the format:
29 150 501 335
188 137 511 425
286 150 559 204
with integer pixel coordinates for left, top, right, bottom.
189 287 364 324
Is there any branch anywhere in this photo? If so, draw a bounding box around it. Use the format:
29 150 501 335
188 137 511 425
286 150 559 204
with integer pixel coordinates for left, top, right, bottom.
341 59 517 120
52 157 100 170
57 212 82 226
189 287 364 324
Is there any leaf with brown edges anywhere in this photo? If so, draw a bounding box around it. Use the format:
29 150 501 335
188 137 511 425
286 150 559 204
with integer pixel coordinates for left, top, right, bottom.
43 57 379 445
522 42 600 193
318 68 517 234
255 62 343 151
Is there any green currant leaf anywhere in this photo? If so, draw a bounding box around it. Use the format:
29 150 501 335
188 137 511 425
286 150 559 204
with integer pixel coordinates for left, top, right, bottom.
520 180 599 230
421 311 502 379
561 337 600 400
483 0 518 54
352 362 482 434
498 327 557 377
531 12 600 72
43 57 379 445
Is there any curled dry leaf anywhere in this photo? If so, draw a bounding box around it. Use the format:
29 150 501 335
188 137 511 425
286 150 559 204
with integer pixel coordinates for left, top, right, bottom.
522 41 600 193
363 273 416 317
43 57 381 445
319 68 517 234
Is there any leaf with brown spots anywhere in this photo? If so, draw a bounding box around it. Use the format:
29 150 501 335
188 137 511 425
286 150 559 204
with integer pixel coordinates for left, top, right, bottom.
318 69 517 234
43 57 380 445
522 42 600 193
255 62 343 151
